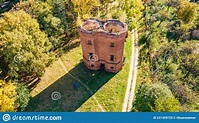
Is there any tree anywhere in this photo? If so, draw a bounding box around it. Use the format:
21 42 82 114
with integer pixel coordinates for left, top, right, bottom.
137 0 198 112
0 80 17 112
15 83 30 111
133 83 174 111
0 10 54 80
52 0 73 34
98 0 115 18
14 0 66 49
71 0 144 30
0 80 30 111
71 0 100 20
99 0 144 30
174 0 197 40
152 41 198 107
122 0 144 30
154 97 180 112
177 1 197 24
178 41 199 79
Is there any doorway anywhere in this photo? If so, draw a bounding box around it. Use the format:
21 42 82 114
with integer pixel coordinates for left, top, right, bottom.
101 63 105 69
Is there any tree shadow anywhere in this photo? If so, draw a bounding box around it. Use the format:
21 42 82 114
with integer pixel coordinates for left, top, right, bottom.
26 78 41 91
54 39 80 58
25 61 116 112
62 40 80 53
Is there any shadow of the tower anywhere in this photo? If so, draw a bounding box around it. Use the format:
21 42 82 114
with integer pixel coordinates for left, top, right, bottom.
25 61 116 112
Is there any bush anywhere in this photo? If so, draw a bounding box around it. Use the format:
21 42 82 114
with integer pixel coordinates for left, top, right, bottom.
154 97 180 112
173 85 197 105
15 83 30 111
133 82 174 112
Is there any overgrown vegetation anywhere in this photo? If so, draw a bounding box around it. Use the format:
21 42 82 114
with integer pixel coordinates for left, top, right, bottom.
0 80 30 111
133 0 198 112
133 83 180 112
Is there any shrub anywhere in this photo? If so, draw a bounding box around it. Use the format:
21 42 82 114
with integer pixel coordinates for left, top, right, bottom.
154 97 180 112
133 82 174 111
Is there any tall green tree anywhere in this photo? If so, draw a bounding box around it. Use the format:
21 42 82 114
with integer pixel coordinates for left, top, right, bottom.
0 10 54 79
133 83 174 111
15 83 30 111
123 0 144 30
14 0 66 49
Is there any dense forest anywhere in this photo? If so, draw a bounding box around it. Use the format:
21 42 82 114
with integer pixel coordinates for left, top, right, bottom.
133 0 199 111
0 0 198 112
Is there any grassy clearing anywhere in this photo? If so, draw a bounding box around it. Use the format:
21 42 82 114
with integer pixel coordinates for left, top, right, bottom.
77 33 132 112
26 34 131 112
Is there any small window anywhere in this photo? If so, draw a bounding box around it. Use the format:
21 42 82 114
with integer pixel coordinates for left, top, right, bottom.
110 66 114 69
110 55 114 61
88 40 92 45
91 64 94 67
110 42 115 47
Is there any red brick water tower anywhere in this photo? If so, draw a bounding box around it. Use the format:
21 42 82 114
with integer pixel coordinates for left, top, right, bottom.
78 19 128 73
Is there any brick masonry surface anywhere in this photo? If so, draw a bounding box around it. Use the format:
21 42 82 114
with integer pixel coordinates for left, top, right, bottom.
78 19 128 73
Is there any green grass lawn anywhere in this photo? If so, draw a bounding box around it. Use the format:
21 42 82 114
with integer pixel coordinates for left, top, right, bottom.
26 33 132 112
77 34 132 111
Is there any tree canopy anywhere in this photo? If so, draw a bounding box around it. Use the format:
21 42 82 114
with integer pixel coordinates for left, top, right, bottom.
0 80 30 111
0 80 16 112
136 0 198 112
133 82 177 111
0 10 54 79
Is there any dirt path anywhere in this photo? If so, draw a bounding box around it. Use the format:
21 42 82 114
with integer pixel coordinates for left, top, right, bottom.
122 30 135 112
58 58 106 112
122 29 139 112
127 29 139 111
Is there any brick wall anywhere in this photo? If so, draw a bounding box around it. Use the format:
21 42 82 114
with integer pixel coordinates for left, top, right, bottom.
78 19 128 73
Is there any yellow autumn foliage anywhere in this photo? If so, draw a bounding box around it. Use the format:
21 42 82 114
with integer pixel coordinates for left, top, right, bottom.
0 80 17 112
71 0 100 19
177 0 197 24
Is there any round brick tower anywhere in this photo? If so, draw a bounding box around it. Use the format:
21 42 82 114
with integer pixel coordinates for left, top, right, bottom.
78 19 128 73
